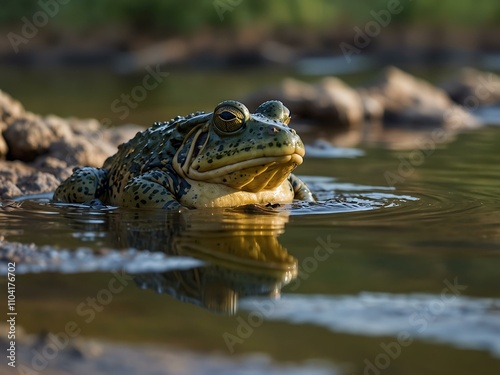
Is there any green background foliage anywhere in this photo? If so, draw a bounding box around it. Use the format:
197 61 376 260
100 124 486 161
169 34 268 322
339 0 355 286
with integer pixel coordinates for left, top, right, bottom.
2 0 500 33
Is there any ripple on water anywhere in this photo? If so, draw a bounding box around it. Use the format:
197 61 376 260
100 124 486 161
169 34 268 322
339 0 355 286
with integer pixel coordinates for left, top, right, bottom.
290 176 418 215
342 180 500 244
287 175 500 253
295 175 497 224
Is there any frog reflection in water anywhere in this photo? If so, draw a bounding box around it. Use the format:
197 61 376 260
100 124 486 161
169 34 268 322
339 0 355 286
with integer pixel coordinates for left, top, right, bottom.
54 100 314 209
112 207 297 315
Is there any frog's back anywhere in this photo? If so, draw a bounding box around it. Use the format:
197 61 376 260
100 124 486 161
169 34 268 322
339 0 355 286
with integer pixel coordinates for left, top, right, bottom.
103 114 199 202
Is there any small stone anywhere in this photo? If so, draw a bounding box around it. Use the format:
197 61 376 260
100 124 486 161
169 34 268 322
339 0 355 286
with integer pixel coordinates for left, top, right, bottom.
441 67 500 106
0 89 25 124
17 172 61 196
32 156 72 180
313 77 364 125
3 116 58 161
362 66 479 128
244 77 364 127
0 179 22 199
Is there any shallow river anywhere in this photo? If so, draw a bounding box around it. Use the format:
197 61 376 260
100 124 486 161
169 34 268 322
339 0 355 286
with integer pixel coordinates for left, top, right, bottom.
1 68 500 375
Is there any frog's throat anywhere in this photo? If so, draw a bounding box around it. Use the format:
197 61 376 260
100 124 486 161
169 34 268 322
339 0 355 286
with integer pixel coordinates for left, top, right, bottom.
173 127 303 193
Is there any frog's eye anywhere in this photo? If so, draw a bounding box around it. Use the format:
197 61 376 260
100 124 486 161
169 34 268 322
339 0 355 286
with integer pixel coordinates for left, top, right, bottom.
213 106 245 133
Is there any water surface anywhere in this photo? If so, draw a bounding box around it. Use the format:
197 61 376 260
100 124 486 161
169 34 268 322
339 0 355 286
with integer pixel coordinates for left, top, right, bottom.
1 68 500 375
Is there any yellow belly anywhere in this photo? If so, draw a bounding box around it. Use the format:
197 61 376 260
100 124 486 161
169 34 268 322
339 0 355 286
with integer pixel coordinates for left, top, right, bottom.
179 177 294 208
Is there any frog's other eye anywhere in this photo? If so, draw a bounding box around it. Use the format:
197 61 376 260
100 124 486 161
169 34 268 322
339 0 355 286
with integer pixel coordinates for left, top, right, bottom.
282 106 291 125
255 100 291 125
213 106 245 133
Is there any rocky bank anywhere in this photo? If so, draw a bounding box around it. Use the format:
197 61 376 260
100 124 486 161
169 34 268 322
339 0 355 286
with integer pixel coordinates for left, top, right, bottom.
0 91 142 199
246 66 490 128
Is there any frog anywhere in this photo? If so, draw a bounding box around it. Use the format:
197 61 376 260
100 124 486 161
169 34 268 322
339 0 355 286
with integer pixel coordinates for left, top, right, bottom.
53 100 314 209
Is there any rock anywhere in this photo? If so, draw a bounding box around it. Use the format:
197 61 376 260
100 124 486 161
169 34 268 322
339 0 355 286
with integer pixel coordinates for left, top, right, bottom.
32 156 73 180
42 114 77 140
0 89 145 199
46 117 143 167
0 161 60 198
48 136 115 168
363 66 478 128
357 89 384 122
244 77 364 126
0 90 27 160
0 133 7 159
0 89 25 124
66 117 104 135
313 77 364 125
0 178 22 199
0 161 32 198
245 68 482 128
0 160 35 181
441 67 500 106
3 115 59 161
17 172 61 196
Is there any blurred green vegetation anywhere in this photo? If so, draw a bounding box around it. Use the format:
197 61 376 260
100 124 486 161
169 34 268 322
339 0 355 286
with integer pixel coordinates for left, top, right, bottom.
1 0 500 33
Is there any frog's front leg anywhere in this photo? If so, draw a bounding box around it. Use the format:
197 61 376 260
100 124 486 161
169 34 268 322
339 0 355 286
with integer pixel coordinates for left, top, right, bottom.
53 167 108 203
289 173 315 202
121 169 183 209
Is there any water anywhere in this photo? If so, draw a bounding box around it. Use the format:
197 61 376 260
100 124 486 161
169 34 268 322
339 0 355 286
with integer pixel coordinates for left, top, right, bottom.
1 68 500 374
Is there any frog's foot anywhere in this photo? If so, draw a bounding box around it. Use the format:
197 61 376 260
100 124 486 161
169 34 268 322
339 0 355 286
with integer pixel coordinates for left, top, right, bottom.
121 170 181 209
83 198 108 209
289 174 315 202
53 167 108 203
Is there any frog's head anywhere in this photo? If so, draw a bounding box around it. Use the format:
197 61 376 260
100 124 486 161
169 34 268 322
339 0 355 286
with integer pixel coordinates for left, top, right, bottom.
174 100 305 192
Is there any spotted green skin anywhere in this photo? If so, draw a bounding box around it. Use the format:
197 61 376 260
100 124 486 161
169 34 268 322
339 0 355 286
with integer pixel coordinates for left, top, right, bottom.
53 100 314 209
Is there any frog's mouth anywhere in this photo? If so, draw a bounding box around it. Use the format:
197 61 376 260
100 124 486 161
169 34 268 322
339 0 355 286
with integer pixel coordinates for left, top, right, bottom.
174 127 304 192
187 154 303 192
